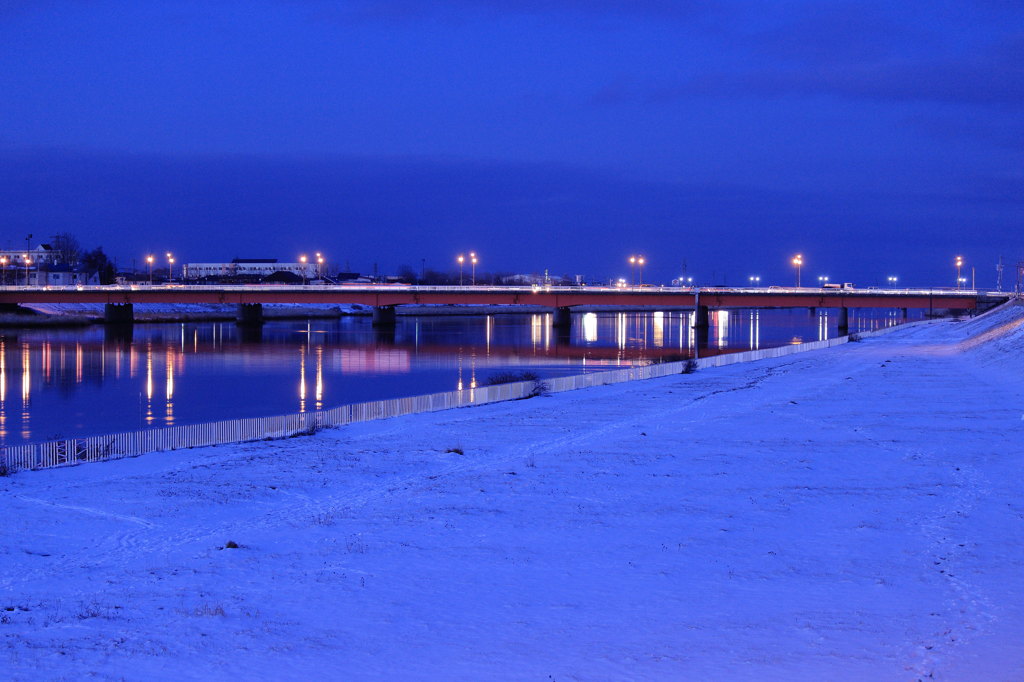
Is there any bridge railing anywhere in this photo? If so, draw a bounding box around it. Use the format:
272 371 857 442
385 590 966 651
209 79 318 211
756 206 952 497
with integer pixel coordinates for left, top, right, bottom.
0 283 989 296
0 330 875 474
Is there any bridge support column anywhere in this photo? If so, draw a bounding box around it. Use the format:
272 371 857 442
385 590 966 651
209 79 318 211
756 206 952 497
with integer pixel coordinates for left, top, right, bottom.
900 307 908 320
103 303 134 324
808 306 816 316
838 306 849 335
372 305 397 328
237 303 264 326
552 306 572 329
692 305 710 328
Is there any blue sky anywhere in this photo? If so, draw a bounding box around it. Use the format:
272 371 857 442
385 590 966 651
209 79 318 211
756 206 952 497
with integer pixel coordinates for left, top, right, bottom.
1 1 1020 285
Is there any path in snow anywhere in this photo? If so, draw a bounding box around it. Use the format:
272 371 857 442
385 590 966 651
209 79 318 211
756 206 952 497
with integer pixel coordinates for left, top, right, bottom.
1 303 1022 681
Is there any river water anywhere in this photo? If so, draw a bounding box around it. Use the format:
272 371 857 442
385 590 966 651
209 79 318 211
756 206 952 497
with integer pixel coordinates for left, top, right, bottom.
0 308 914 444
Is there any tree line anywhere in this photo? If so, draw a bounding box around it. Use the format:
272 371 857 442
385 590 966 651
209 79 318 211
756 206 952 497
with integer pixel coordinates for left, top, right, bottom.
49 233 117 284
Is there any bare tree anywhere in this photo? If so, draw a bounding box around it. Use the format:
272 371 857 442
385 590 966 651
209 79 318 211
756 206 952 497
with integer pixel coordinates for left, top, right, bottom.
51 233 82 266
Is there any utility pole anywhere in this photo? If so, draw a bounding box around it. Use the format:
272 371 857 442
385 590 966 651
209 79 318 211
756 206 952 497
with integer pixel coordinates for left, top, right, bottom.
996 256 1004 291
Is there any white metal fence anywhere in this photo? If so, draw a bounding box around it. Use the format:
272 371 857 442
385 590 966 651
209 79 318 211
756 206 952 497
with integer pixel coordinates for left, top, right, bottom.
4 327 915 473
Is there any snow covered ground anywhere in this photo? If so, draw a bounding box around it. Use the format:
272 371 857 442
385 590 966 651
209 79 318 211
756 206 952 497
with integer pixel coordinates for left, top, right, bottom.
21 302 369 320
2 303 1022 681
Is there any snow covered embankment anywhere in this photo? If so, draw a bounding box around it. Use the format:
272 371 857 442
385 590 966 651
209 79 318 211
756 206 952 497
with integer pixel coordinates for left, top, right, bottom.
0 301 1022 681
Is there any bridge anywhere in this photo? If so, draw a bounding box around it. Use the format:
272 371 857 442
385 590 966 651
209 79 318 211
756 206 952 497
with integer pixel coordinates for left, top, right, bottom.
0 284 1006 334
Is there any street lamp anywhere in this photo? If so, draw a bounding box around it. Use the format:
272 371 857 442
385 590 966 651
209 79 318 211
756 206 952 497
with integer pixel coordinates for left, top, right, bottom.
146 255 154 285
792 254 803 287
955 256 964 288
749 276 760 286
818 275 829 287
299 255 308 285
470 252 478 285
457 254 465 285
0 256 7 285
628 255 645 285
166 252 174 283
24 257 32 285
316 252 324 281
887 276 898 288
958 277 967 289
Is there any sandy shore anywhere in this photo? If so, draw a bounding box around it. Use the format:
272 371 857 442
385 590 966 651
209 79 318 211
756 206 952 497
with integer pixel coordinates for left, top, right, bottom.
1 302 1022 680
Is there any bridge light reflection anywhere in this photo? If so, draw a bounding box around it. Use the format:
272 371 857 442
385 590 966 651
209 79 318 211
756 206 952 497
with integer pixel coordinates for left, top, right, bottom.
582 313 598 343
530 314 543 348
715 310 729 349
315 345 323 410
0 341 5 439
653 311 664 348
165 350 175 425
299 347 307 413
20 343 30 439
76 343 83 385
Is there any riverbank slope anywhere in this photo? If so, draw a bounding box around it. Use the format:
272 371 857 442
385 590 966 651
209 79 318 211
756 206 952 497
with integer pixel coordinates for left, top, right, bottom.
1 302 1022 680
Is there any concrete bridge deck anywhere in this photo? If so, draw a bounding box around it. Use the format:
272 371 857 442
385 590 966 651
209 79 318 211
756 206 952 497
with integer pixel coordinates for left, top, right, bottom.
0 284 1006 332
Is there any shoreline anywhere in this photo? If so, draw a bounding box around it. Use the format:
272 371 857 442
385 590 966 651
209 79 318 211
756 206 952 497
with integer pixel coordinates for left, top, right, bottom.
2 301 943 328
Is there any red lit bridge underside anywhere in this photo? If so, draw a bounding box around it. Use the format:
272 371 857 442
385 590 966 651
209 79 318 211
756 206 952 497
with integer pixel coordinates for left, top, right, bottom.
0 286 991 311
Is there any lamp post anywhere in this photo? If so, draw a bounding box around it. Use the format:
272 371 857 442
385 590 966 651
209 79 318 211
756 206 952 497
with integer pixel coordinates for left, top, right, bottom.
470 252 478 285
628 255 645 285
818 275 829 287
457 254 465 285
792 254 803 287
955 256 963 288
299 255 308 285
0 256 7 285
24 257 32 286
316 252 324 281
146 255 154 285
749 276 760 287
887 276 898 288
166 252 174 283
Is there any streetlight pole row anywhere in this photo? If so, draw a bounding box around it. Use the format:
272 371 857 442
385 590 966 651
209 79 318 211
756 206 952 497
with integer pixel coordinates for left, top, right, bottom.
456 252 479 285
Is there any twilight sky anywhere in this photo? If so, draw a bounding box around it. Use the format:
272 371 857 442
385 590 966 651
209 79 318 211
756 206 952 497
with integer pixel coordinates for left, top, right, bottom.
1 1 1021 286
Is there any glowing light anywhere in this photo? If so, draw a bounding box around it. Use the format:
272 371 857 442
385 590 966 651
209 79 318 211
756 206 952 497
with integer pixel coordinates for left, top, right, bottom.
583 313 598 343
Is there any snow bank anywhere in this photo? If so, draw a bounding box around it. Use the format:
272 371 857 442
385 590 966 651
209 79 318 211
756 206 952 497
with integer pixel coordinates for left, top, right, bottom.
1 305 1023 680
21 302 371 319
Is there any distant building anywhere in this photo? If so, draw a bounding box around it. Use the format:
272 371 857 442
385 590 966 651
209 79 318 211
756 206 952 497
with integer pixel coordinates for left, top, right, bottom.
0 244 58 268
33 266 99 286
182 258 318 281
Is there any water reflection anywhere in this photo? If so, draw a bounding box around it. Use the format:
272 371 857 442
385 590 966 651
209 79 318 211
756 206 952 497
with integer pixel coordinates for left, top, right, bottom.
0 308 915 444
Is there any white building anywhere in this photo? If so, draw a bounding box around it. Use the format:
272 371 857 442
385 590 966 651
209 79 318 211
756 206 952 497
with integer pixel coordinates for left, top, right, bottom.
182 259 318 280
0 244 58 268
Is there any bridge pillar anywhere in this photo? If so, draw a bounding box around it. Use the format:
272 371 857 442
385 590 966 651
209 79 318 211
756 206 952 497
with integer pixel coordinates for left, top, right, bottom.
838 306 849 334
238 324 264 343
103 322 134 346
372 305 397 328
237 303 264 326
808 306 816 316
103 303 134 324
692 305 710 328
900 307 908 320
552 306 572 329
